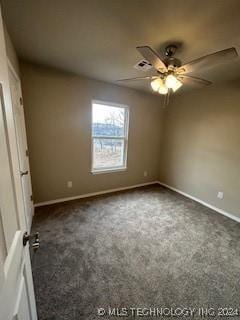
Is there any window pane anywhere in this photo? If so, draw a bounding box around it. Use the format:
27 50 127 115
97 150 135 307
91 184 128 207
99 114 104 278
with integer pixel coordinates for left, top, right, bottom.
93 138 125 169
92 103 125 137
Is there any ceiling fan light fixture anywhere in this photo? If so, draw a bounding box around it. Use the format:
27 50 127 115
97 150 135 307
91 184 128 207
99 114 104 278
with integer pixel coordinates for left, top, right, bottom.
120 44 235 102
150 78 163 92
165 74 178 89
172 79 183 92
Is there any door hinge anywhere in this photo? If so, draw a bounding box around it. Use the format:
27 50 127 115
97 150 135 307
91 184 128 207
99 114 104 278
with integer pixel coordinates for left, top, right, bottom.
26 149 29 157
30 195 33 201
20 97 23 105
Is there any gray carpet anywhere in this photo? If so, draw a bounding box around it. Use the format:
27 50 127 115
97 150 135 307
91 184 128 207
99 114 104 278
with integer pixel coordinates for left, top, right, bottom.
32 185 240 320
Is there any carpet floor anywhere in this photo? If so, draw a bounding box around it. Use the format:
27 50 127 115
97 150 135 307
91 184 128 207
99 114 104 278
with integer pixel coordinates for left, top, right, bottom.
32 185 240 320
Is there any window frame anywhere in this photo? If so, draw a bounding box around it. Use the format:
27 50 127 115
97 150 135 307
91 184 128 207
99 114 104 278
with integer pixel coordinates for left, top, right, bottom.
91 100 129 174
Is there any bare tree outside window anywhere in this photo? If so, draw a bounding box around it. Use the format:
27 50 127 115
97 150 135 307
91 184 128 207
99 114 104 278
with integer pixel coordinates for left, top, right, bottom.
92 102 129 172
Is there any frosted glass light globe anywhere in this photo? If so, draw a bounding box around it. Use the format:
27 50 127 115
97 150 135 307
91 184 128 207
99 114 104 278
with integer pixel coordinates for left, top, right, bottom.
172 79 183 92
151 78 163 92
165 74 177 89
158 84 168 95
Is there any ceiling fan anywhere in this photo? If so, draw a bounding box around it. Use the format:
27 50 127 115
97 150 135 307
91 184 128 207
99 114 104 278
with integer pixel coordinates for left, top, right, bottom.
117 44 238 101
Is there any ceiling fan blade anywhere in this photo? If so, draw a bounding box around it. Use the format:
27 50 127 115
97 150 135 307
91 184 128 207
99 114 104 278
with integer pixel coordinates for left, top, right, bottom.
117 76 156 82
178 75 212 86
177 47 238 74
136 46 168 73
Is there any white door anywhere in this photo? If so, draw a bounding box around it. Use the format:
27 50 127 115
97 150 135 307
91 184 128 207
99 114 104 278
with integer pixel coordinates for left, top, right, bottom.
0 83 37 320
8 65 34 232
0 7 37 320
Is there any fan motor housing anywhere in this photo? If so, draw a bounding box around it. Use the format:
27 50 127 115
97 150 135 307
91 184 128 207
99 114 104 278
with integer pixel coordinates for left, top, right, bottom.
164 57 181 69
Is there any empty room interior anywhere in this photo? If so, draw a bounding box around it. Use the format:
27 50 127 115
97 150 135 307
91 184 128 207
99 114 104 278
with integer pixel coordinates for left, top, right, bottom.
0 1 240 319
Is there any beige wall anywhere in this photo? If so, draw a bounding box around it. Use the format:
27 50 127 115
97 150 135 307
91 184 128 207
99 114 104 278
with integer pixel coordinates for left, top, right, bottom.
20 61 240 217
160 83 240 217
20 62 163 203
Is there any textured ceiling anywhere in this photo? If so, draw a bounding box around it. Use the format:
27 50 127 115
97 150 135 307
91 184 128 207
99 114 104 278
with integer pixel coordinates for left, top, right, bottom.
2 0 240 94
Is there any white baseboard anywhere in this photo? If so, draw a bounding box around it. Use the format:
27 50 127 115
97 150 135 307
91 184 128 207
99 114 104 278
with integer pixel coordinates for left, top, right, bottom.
34 180 240 224
34 181 159 207
158 181 240 223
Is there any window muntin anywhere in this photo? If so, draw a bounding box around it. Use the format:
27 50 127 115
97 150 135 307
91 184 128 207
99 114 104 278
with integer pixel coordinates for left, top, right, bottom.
91 101 129 173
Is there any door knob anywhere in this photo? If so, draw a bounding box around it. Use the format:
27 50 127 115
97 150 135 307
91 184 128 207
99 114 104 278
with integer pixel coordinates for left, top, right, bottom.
20 170 29 176
23 231 40 251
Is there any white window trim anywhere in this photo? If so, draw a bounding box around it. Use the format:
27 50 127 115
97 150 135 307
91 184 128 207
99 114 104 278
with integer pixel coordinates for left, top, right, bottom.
91 100 129 174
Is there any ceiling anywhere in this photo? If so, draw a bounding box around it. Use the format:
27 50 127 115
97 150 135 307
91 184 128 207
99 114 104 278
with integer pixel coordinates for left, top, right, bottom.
2 0 240 94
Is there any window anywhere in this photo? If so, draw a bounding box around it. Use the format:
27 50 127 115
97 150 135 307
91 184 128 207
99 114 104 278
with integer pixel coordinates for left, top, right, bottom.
91 100 129 173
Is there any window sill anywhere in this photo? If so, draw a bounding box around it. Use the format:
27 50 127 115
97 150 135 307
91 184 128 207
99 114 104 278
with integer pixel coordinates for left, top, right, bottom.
91 167 127 175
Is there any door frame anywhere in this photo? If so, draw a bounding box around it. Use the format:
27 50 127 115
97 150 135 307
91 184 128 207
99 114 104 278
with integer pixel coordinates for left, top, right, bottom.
8 58 34 231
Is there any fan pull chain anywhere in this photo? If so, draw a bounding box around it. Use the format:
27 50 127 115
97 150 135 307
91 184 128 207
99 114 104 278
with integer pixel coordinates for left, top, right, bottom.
162 89 171 108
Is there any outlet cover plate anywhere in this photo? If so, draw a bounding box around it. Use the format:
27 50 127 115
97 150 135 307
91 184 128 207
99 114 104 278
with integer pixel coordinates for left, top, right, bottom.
67 181 73 188
217 191 224 199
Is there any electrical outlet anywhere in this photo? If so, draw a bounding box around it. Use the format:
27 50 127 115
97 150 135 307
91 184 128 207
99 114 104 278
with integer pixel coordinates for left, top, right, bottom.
67 181 73 188
217 191 224 199
144 171 148 177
